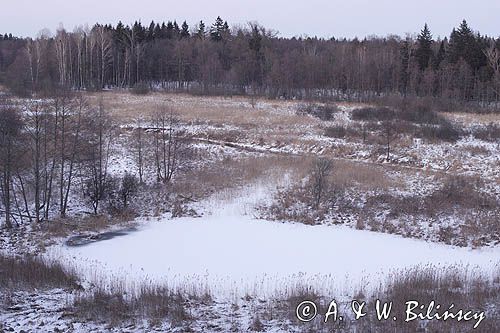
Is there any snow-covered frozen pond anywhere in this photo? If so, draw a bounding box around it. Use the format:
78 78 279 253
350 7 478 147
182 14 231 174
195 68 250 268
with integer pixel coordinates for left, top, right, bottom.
51 183 500 298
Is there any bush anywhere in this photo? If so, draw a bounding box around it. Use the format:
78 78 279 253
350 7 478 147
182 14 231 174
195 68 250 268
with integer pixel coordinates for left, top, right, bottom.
131 82 150 95
417 122 462 142
352 105 447 126
324 125 347 138
398 104 445 125
473 123 500 142
297 103 339 121
324 124 369 140
430 175 496 209
351 103 464 143
351 107 395 121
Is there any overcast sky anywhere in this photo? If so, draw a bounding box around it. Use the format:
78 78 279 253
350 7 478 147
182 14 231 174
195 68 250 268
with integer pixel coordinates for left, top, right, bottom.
2 0 499 39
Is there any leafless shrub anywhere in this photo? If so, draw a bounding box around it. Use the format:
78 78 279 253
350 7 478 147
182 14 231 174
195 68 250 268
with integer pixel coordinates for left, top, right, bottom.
310 158 333 209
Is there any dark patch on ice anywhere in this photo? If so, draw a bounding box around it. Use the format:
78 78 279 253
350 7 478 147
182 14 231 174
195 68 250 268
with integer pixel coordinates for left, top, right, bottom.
65 227 137 247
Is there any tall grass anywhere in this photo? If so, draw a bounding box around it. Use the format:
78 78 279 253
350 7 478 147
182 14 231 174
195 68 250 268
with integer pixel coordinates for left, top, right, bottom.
0 254 80 290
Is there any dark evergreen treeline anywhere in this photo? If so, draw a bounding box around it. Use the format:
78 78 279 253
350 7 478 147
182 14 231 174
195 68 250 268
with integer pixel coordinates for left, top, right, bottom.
0 18 499 106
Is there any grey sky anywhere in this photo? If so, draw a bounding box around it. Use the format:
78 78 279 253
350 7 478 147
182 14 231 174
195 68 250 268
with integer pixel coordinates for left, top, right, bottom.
2 0 499 39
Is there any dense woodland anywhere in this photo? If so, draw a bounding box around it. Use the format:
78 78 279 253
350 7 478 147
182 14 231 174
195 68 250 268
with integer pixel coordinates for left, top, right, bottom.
0 18 499 107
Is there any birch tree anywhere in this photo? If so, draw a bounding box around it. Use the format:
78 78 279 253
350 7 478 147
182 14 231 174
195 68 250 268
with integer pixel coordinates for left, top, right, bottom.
0 104 23 228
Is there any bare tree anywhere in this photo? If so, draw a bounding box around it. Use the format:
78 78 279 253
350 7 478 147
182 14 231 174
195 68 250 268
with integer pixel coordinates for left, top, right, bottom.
83 100 113 214
484 42 500 99
73 26 88 89
91 25 113 88
26 38 41 93
151 106 189 184
24 100 54 223
58 93 86 217
0 104 23 228
133 118 145 184
55 27 73 87
382 120 396 162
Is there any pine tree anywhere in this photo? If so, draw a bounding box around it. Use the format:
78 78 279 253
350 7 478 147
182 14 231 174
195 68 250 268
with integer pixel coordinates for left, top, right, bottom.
415 23 433 70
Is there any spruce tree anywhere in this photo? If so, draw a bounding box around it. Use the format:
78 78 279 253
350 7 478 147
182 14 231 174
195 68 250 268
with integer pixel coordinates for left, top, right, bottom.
153 23 162 39
433 40 446 69
147 21 156 41
173 21 180 38
166 21 174 39
196 21 206 39
132 21 145 43
210 16 225 41
415 23 433 70
114 21 127 49
447 20 486 71
180 21 190 39
160 22 167 39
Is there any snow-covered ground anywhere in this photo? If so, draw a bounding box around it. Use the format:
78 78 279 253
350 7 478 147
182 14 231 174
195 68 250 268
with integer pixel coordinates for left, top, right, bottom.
49 179 500 299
